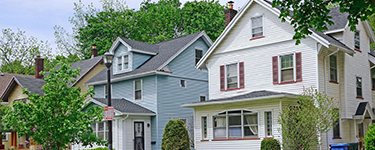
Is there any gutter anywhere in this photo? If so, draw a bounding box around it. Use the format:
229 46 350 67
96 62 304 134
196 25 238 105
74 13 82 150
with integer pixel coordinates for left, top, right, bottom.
181 94 297 107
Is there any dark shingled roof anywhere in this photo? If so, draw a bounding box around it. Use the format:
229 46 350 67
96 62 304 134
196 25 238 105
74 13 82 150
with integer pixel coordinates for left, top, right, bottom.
15 76 45 95
326 7 349 31
93 98 155 114
121 38 159 54
0 73 33 96
355 102 368 116
188 90 296 105
86 32 204 84
312 31 352 50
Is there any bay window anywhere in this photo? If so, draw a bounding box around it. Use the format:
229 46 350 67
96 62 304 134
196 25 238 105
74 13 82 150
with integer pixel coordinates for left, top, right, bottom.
213 110 258 139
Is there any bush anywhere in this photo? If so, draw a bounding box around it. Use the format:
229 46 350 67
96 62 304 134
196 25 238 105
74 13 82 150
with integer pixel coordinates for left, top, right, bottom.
162 119 190 150
261 138 281 150
365 124 375 150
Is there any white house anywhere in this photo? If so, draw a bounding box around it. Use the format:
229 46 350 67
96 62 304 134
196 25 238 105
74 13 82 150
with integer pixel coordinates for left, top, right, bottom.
182 0 375 149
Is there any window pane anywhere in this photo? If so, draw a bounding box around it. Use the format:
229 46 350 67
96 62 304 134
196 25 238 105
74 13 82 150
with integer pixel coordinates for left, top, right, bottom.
200 96 206 102
357 77 362 97
214 128 226 138
244 114 258 125
265 112 272 136
98 132 104 140
281 55 293 69
118 64 122 71
355 31 360 49
135 91 142 100
244 126 258 136
281 69 293 82
244 113 258 136
214 116 226 138
92 123 96 132
118 57 122 64
214 116 226 127
229 116 241 126
202 117 207 139
229 127 242 137
227 64 238 89
135 80 141 90
124 55 128 62
196 49 203 65
252 17 262 27
98 122 104 131
252 27 263 34
180 80 186 87
333 111 340 137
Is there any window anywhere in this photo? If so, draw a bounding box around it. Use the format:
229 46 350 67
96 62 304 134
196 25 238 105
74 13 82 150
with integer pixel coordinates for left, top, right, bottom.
330 55 338 82
281 55 294 82
213 110 258 139
220 62 244 91
104 85 113 98
372 69 375 90
200 95 206 102
272 53 302 84
265 111 272 136
180 80 186 88
2 132 9 142
92 122 108 141
117 55 129 71
134 80 142 100
333 109 340 138
356 77 362 98
251 16 263 38
195 49 203 65
202 116 208 139
226 64 238 89
355 31 360 50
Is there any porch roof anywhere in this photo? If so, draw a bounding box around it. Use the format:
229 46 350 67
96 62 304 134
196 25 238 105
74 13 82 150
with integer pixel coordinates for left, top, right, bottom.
181 90 297 107
90 97 155 116
353 102 374 120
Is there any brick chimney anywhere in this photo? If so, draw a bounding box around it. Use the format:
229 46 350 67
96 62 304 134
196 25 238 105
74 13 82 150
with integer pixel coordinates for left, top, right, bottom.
225 1 237 27
91 44 98 58
35 55 44 79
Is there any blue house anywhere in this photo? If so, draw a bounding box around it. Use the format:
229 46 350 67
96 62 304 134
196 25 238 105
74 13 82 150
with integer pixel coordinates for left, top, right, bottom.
72 32 212 150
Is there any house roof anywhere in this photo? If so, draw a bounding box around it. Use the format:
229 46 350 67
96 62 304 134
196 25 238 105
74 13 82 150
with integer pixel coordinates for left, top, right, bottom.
354 102 374 120
0 76 45 101
197 0 355 69
121 38 159 54
326 7 349 32
0 73 33 97
355 102 368 116
86 31 212 85
91 98 155 115
70 56 103 86
182 90 297 107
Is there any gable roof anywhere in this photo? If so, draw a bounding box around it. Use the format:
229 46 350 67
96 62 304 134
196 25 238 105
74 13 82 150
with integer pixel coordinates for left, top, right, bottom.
70 56 103 86
90 97 155 115
0 76 45 101
182 90 297 107
196 0 354 69
0 73 33 97
354 102 374 120
86 31 213 86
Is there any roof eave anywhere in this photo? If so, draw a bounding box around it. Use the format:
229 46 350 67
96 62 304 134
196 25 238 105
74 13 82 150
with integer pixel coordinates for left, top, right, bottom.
181 94 297 108
323 28 345 34
329 43 355 55
0 77 23 101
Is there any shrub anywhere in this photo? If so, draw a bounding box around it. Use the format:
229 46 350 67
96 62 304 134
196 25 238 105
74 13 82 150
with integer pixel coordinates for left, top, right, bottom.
365 124 375 150
162 119 190 150
261 138 281 150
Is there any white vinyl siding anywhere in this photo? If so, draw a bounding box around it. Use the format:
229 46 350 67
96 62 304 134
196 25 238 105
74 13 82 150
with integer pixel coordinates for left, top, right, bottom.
251 16 263 38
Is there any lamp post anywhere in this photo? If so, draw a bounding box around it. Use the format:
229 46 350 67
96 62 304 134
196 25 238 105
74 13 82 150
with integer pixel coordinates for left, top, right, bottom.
103 51 114 150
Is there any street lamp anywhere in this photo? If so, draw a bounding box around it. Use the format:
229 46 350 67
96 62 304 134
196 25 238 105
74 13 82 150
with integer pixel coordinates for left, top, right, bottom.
103 51 114 150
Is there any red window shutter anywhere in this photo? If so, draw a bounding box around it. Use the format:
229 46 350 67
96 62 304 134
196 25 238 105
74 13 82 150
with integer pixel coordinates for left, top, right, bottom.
239 62 245 88
295 52 302 82
220 65 225 91
272 56 278 84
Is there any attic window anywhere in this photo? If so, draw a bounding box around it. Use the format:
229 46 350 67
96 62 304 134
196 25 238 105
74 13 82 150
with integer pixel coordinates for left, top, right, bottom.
195 49 203 65
117 55 129 71
355 31 360 50
251 16 263 38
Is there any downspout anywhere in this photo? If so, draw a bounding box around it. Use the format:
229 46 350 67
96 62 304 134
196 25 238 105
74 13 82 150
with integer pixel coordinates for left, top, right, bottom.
120 114 129 150
323 48 339 150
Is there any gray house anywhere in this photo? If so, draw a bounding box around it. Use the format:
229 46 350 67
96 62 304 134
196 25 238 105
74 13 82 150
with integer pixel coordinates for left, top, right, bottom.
73 31 212 150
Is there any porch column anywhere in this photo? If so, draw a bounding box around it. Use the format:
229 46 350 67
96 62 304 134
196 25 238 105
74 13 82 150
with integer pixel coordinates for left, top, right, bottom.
10 131 17 149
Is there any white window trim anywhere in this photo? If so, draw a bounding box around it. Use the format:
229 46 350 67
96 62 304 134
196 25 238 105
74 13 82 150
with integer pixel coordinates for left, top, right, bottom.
180 79 187 88
264 110 273 137
278 53 296 83
250 15 265 38
224 63 240 90
329 54 339 83
212 109 259 139
117 55 129 71
195 47 204 65
134 79 143 101
104 85 113 98
199 95 207 102
201 115 208 140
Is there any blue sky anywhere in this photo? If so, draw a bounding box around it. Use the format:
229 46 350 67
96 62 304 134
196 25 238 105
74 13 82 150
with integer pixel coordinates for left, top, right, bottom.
0 0 246 54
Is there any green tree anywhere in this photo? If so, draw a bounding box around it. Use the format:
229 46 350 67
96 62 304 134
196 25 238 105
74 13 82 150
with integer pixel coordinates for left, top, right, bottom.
0 28 51 75
365 123 375 150
278 88 340 150
2 62 105 150
272 0 375 44
162 119 190 150
181 0 226 41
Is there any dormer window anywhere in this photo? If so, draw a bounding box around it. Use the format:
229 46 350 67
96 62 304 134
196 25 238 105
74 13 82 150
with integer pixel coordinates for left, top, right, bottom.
117 55 129 71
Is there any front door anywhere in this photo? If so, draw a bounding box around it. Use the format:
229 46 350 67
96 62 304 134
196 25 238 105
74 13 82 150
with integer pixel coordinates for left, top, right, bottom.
134 122 144 150
358 123 364 150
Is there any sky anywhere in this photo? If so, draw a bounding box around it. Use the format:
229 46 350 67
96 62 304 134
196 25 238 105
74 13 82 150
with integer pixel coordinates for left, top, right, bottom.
0 0 246 54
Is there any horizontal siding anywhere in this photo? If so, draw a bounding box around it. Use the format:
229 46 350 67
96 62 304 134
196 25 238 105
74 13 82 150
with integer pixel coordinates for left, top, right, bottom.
208 38 318 99
194 99 296 150
133 52 151 69
93 85 105 98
